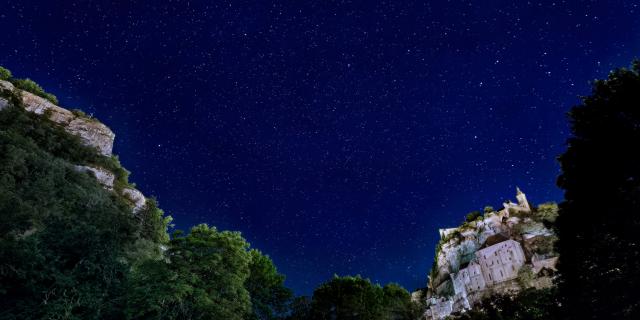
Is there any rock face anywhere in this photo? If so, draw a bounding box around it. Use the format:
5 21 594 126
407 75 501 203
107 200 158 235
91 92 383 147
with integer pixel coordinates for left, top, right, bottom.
74 165 115 189
0 79 14 91
122 188 147 213
0 80 115 156
1 79 148 215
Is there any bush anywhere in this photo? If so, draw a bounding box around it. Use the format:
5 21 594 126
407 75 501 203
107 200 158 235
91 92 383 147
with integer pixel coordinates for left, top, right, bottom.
465 211 481 222
535 202 558 224
0 66 12 80
516 265 535 289
13 78 59 104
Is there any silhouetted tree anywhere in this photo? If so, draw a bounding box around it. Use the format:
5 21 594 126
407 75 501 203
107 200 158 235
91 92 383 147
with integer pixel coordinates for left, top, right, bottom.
308 275 421 320
556 61 640 319
452 288 559 320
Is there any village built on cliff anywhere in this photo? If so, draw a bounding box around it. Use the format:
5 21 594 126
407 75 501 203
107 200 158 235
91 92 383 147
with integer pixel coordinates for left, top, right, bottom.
423 188 558 320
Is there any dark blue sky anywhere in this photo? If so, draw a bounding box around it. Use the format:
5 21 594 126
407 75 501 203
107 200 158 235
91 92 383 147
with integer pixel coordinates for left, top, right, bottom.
1 0 639 295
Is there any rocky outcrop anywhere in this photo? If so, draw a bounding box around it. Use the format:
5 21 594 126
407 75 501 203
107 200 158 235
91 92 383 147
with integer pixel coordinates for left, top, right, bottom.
0 79 14 91
0 80 115 156
122 188 146 213
1 79 146 214
74 165 115 189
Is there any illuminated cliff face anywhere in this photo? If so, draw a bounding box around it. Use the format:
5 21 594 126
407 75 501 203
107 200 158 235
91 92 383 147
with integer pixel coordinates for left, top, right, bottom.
0 79 145 213
0 80 115 156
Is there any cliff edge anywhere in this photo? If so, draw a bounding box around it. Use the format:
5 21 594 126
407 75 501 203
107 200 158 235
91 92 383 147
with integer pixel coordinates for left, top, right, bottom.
0 79 145 212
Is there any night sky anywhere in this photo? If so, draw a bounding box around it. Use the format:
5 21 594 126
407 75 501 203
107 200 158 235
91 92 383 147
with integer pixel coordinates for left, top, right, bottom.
1 1 639 295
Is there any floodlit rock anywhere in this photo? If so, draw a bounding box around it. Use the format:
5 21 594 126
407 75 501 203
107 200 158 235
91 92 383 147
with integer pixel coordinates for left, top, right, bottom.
17 88 115 156
74 165 115 189
66 117 115 156
122 188 146 213
0 79 14 91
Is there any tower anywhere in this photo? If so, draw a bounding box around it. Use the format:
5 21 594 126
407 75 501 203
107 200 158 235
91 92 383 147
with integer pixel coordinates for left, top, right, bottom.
515 187 530 211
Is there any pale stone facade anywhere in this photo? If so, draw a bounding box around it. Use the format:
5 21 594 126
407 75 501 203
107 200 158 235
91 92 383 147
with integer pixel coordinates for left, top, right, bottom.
425 189 557 320
476 239 526 286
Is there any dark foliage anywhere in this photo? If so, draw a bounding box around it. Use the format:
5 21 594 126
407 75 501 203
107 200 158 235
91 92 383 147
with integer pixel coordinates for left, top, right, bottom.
450 288 560 320
465 211 482 223
0 99 152 319
307 275 422 320
556 61 640 319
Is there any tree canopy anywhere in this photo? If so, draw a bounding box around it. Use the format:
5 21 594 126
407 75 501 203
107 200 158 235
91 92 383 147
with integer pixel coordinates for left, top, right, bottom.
306 275 421 320
556 61 640 319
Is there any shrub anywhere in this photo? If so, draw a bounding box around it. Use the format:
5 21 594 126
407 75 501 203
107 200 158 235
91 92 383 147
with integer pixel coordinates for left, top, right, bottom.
13 78 59 104
0 65 12 80
465 211 481 222
535 202 558 224
516 265 535 289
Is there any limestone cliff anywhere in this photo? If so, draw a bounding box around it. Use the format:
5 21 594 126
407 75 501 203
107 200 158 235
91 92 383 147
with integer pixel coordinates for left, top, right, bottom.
0 80 115 156
0 79 146 213
423 189 559 320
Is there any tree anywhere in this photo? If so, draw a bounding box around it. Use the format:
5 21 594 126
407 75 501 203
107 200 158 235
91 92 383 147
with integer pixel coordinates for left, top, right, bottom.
245 249 293 320
287 296 312 320
126 224 252 320
556 61 640 319
381 283 423 320
483 206 494 214
310 275 385 320
0 97 155 319
308 276 421 320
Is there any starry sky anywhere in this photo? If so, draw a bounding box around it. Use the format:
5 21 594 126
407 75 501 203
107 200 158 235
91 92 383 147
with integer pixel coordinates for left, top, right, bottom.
1 0 639 295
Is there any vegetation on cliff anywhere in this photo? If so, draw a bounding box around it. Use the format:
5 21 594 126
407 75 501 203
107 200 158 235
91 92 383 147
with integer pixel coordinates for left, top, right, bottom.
0 66 58 104
0 66 421 319
0 88 159 318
